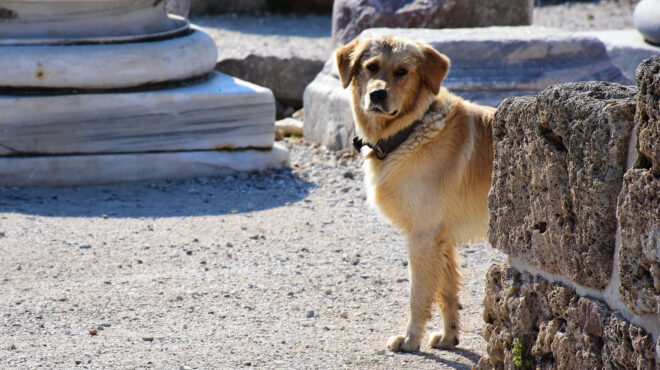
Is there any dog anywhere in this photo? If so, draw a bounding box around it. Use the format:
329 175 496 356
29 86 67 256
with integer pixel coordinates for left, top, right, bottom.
335 35 495 352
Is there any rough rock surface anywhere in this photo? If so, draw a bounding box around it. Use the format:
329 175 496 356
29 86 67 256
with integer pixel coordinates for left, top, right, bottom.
331 0 533 46
618 170 660 317
480 263 656 369
634 56 660 174
489 81 637 289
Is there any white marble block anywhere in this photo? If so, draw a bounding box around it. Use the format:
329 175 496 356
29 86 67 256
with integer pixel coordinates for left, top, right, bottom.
0 72 276 156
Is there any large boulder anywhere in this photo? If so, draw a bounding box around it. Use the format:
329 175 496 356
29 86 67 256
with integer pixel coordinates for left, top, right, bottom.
634 56 660 174
617 56 660 317
331 0 533 46
488 81 637 290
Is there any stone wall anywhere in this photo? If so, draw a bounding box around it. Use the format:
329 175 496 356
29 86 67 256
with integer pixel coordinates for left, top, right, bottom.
482 56 660 369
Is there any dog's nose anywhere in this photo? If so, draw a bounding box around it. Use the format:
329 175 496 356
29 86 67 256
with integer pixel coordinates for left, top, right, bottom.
370 89 387 104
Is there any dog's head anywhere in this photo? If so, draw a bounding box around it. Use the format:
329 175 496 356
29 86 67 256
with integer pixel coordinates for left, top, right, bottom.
335 36 450 140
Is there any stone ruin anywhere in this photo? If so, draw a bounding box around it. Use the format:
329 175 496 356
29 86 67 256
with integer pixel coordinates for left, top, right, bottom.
0 0 288 186
480 56 660 369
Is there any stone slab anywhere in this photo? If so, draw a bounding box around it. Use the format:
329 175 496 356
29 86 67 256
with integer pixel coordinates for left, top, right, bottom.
634 56 660 174
0 71 275 156
581 29 660 83
304 26 647 150
0 144 289 187
488 81 636 290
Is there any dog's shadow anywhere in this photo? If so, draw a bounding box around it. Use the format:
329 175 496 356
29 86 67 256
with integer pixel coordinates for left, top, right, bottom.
400 347 483 369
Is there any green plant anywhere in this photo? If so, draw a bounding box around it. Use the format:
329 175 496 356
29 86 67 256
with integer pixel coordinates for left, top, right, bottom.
512 338 531 369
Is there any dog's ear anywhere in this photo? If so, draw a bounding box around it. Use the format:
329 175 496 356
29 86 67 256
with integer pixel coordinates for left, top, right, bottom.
420 43 450 95
335 39 361 89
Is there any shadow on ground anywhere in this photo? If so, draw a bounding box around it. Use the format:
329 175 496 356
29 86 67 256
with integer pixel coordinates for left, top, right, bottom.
0 169 314 218
402 347 483 369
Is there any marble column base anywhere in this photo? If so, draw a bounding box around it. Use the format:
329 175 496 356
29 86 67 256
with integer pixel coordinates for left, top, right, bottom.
0 71 275 155
0 144 289 187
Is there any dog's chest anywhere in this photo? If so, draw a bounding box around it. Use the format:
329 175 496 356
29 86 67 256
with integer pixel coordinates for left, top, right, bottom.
365 157 437 232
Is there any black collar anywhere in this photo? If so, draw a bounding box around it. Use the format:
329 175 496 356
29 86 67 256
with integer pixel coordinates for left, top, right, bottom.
352 118 424 160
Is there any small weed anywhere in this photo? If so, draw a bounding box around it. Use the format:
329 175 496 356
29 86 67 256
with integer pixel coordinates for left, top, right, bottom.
512 338 531 369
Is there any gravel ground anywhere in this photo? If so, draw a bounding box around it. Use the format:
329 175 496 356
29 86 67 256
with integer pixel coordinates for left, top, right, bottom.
1 2 640 369
1 139 503 369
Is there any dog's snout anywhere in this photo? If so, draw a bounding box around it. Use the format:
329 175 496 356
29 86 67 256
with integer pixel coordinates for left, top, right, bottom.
370 89 388 104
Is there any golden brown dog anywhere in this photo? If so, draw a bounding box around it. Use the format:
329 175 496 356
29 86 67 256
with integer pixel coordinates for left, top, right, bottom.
335 36 495 352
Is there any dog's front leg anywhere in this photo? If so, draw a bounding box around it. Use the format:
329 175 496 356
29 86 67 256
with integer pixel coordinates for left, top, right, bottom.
387 234 440 352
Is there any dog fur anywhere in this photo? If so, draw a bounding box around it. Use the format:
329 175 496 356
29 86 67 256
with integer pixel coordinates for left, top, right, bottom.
335 36 495 352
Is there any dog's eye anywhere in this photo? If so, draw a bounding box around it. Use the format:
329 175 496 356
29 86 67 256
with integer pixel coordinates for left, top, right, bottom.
395 68 408 77
366 63 379 73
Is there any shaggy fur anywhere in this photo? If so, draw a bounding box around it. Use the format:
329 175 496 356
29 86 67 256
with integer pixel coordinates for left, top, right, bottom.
335 36 495 352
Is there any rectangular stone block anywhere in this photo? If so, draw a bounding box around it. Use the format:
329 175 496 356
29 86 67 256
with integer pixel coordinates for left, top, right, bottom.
0 72 275 156
488 81 636 289
634 56 660 174
617 169 660 317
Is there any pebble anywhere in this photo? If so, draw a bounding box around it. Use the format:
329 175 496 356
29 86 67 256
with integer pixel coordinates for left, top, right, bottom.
89 328 98 335
340 311 349 319
142 336 154 342
305 310 315 318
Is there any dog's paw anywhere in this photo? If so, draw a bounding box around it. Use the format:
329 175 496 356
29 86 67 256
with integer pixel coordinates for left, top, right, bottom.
429 332 459 349
387 335 420 352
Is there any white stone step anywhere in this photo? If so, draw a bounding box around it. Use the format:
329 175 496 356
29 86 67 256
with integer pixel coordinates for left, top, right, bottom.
0 71 276 156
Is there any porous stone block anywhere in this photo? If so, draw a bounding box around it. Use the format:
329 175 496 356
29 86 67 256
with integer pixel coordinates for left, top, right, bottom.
331 0 533 46
488 82 637 289
481 263 656 369
635 56 660 174
618 171 660 317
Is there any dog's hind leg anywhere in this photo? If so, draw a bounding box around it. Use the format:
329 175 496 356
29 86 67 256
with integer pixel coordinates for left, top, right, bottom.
429 235 461 349
387 233 454 352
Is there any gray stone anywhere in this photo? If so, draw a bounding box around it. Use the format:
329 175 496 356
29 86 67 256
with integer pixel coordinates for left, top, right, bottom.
581 30 660 83
0 72 275 156
331 0 533 46
634 0 660 46
216 55 324 108
635 56 660 174
617 169 660 316
304 26 638 150
302 59 354 150
488 82 636 289
166 0 190 17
